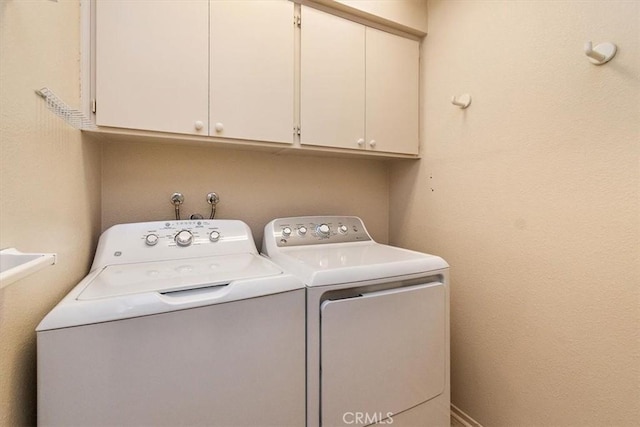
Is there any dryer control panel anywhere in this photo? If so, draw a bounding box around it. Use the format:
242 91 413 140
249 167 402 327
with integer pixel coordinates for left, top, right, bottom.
265 216 372 248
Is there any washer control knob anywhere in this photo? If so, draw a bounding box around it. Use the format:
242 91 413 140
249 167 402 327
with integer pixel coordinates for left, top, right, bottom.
338 225 348 234
145 233 159 246
282 227 292 237
298 226 308 236
209 230 221 242
175 230 194 247
316 224 330 237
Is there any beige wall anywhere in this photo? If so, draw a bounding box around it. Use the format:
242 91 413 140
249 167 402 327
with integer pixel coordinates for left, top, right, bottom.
390 0 639 425
0 1 102 426
101 141 390 247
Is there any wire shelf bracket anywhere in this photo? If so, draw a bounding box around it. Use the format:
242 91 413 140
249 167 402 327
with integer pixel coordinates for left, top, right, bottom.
35 87 96 130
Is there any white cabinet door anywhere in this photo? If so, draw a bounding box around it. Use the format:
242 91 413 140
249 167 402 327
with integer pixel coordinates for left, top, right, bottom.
300 6 365 151
366 28 420 155
210 0 294 144
95 1 209 135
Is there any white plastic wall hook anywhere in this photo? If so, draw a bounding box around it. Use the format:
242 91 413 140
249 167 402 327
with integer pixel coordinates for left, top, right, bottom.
451 94 471 109
584 41 617 65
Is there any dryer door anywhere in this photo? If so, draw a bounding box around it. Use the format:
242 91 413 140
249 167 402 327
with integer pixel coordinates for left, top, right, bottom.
320 282 445 426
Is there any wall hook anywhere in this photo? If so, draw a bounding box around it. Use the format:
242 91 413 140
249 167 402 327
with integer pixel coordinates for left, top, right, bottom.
584 41 617 65
451 94 471 109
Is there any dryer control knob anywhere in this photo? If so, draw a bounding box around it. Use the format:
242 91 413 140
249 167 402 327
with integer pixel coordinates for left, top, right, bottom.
145 233 159 246
298 226 308 236
175 230 194 247
316 224 330 237
209 230 221 242
338 225 348 234
282 227 292 237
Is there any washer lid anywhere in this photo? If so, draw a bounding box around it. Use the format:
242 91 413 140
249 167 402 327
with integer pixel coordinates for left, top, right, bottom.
78 253 282 300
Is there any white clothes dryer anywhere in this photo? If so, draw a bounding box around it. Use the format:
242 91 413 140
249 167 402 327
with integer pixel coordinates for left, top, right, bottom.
263 216 450 427
37 219 305 427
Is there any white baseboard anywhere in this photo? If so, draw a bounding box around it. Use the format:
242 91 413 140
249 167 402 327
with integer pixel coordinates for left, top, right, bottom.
451 404 483 427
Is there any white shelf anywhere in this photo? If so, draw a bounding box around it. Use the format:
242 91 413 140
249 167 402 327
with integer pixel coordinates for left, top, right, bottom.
0 248 57 290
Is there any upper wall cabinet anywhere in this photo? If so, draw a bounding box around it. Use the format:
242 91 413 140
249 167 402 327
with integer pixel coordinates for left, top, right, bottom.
95 0 295 144
96 1 209 135
300 6 419 155
92 1 421 158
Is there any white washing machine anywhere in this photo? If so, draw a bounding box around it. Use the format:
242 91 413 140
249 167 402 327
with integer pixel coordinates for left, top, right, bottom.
263 216 450 427
37 219 305 427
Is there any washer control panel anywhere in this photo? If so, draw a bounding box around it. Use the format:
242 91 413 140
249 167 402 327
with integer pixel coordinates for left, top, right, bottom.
269 216 372 247
91 219 257 270
139 220 229 249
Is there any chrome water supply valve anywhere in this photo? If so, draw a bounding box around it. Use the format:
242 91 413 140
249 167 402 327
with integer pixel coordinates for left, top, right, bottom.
170 192 184 220
207 192 220 219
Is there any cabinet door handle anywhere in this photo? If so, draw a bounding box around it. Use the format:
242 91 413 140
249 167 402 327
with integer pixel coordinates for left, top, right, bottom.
369 139 377 148
214 122 224 133
194 121 204 131
357 138 365 147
